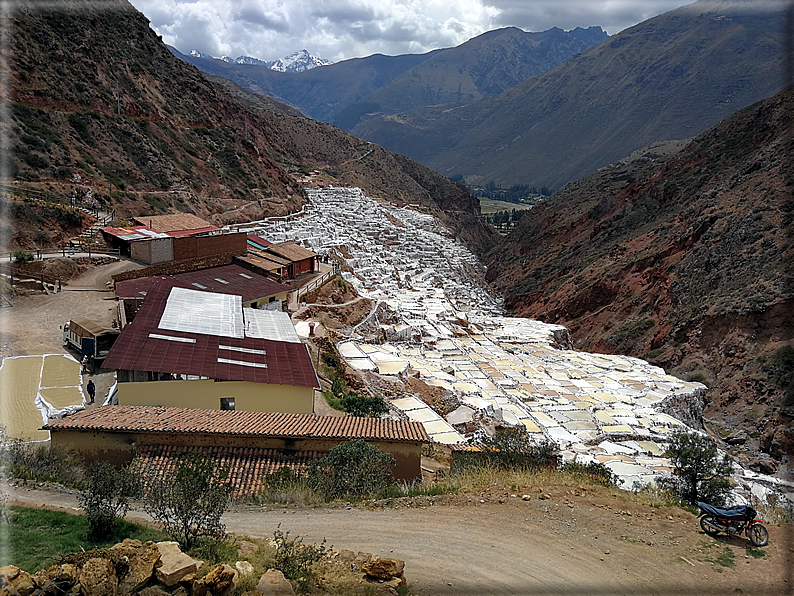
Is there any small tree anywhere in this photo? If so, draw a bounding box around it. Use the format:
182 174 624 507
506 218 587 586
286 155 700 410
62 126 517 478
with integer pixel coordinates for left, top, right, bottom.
340 392 389 417
307 439 395 501
466 426 559 470
659 430 734 506
78 461 141 541
143 454 232 549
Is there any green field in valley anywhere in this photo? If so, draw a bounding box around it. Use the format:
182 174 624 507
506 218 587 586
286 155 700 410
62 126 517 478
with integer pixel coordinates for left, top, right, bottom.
478 198 534 214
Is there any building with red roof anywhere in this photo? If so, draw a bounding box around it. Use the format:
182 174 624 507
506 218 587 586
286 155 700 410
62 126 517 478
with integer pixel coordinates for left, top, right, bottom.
103 283 319 413
43 405 429 490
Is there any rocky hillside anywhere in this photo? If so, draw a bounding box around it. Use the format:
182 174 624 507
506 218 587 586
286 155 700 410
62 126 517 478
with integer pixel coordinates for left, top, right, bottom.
174 26 605 131
486 86 794 474
352 0 790 191
4 0 493 254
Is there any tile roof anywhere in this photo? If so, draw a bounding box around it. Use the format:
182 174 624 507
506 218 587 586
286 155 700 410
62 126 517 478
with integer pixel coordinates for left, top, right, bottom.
104 284 317 386
265 241 317 262
115 264 293 303
132 444 321 498
132 213 218 234
44 405 430 443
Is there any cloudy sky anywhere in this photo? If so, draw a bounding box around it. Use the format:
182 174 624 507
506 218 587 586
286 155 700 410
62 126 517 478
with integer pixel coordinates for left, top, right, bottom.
128 0 693 63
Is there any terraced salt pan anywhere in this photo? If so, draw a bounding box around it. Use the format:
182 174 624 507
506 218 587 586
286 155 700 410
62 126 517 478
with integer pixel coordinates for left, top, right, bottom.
243 187 793 502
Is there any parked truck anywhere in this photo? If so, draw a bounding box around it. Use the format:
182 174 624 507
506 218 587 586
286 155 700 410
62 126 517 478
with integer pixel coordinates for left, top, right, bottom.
63 317 119 360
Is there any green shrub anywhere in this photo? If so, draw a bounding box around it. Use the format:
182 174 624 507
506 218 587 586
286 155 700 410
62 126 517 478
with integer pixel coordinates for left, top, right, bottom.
340 392 389 417
78 461 141 541
11 251 33 264
560 461 616 486
142 454 232 549
456 427 559 471
307 439 395 501
272 525 327 594
1 441 86 488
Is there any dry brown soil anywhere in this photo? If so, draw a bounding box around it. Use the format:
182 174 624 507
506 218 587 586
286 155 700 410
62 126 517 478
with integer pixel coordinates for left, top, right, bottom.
5 483 792 596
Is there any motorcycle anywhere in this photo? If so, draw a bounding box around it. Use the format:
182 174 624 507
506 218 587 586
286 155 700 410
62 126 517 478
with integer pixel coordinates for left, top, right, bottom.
697 502 769 547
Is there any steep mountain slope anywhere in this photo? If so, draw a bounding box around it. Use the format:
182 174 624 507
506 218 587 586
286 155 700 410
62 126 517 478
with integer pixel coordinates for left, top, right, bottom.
173 26 605 131
5 0 493 253
486 86 794 472
352 0 789 191
333 26 606 129
170 46 444 125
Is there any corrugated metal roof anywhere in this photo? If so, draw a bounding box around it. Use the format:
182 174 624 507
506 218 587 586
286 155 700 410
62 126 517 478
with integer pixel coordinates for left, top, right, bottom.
104 283 318 387
101 226 171 241
44 405 430 442
247 234 272 248
115 265 293 303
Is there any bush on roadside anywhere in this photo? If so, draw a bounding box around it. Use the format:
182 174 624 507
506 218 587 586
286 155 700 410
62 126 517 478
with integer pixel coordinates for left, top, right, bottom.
657 430 734 506
142 454 232 549
307 439 395 501
560 461 615 487
340 391 389 417
272 524 328 594
1 440 87 488
455 427 559 472
78 461 141 541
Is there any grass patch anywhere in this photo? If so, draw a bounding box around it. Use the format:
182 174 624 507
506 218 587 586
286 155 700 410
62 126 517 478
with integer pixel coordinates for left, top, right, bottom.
745 546 766 559
714 546 735 569
0 506 169 573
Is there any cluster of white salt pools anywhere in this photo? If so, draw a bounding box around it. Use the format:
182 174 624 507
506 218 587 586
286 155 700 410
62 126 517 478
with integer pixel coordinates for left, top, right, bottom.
243 186 793 500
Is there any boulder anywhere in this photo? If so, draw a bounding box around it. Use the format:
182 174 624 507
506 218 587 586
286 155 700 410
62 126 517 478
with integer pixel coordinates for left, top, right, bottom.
79 558 118 596
255 570 294 596
196 564 236 596
32 563 80 595
0 566 35 596
234 562 254 577
361 558 405 580
154 542 203 587
114 542 161 596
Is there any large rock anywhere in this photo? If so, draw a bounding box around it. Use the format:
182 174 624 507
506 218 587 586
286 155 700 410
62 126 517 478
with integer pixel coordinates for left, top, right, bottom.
112 541 161 596
32 563 80 595
0 566 35 596
154 542 203 587
79 558 118 596
361 558 405 580
255 570 294 596
196 564 237 596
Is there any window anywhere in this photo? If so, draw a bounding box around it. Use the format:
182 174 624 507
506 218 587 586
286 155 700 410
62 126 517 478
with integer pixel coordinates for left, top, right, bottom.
220 398 235 411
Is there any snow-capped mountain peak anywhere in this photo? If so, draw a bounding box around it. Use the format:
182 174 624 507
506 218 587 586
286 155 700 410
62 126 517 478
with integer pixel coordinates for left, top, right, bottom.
186 48 332 72
267 49 332 73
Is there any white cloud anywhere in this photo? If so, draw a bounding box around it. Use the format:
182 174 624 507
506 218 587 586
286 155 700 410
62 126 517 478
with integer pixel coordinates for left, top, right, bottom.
129 0 694 63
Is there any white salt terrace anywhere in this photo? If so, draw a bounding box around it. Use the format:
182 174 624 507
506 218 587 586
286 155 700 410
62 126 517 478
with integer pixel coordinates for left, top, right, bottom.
244 187 785 497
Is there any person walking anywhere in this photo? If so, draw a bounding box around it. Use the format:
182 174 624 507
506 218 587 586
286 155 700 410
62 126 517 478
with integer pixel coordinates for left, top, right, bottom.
87 379 96 404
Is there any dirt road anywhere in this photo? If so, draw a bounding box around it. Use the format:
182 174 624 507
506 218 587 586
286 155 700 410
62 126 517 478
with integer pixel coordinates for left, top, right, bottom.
6 483 791 596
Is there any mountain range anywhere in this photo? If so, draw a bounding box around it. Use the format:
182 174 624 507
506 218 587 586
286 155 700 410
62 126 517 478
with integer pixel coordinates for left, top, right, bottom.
352 0 790 191
4 0 492 252
486 84 794 472
172 26 607 130
188 49 333 73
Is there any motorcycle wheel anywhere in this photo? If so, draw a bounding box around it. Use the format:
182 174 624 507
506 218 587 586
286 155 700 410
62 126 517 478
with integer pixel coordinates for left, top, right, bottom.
700 515 721 536
748 523 769 547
